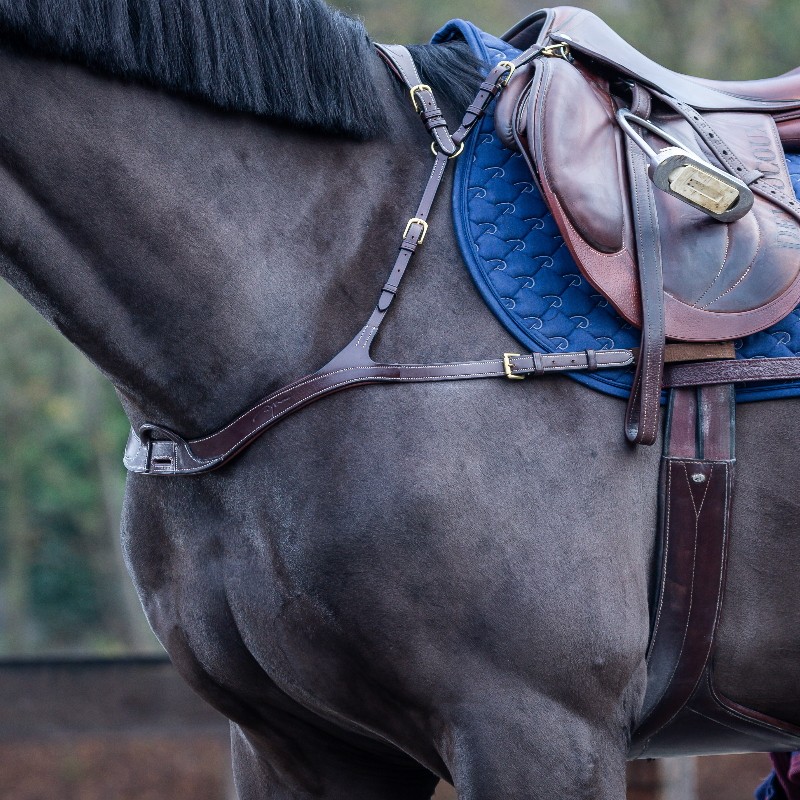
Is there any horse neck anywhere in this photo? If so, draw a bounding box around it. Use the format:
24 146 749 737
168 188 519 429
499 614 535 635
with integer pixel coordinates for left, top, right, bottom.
0 43 438 436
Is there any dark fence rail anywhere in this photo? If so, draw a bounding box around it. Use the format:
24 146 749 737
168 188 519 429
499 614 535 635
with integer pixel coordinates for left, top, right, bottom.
0 655 229 740
0 657 772 800
0 656 233 799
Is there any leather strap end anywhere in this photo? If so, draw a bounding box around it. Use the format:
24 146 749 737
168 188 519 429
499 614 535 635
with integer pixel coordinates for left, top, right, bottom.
124 424 215 475
512 348 634 375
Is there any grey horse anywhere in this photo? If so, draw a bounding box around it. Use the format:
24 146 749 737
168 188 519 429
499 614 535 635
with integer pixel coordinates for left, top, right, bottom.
0 1 798 798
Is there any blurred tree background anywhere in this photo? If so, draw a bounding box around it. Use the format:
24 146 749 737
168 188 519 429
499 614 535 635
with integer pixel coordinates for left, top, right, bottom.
2 0 800 657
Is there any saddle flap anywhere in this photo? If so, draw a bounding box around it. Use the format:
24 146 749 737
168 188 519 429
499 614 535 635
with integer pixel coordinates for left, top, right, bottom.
526 57 630 256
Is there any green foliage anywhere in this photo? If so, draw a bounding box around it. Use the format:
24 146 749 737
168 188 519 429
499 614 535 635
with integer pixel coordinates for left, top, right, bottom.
29 532 101 633
336 0 800 77
0 283 151 654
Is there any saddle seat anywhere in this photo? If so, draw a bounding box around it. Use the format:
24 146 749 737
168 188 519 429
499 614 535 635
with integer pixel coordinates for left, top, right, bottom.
495 7 800 342
501 9 800 114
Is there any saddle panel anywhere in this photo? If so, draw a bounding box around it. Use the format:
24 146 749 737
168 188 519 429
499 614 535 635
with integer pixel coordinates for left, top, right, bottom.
514 45 800 341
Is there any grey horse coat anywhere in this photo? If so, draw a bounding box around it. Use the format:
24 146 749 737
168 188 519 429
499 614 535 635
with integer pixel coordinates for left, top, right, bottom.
0 2 799 799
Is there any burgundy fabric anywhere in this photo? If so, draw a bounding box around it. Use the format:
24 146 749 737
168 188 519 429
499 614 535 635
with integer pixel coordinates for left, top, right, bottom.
773 753 800 800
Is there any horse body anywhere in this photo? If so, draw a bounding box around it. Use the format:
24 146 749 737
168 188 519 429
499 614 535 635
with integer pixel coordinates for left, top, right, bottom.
1 4 799 798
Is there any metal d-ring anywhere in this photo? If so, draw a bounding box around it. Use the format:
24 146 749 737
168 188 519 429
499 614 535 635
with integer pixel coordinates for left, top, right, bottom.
430 141 464 159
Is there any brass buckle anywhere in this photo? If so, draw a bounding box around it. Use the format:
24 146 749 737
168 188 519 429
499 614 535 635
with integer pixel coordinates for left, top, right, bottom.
409 84 432 112
496 60 516 87
403 217 429 244
503 353 525 380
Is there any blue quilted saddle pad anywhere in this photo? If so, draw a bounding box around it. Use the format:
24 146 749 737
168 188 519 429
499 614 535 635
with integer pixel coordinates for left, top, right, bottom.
433 20 800 402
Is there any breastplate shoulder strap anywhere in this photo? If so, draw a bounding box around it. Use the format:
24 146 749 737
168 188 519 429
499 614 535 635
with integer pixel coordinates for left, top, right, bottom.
375 44 458 156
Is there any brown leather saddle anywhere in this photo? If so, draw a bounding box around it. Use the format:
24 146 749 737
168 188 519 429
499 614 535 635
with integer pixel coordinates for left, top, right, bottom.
123 22 800 758
494 6 800 445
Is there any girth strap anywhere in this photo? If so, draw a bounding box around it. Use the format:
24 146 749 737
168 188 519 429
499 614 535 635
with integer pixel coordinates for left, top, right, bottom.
631 384 735 752
630 384 800 756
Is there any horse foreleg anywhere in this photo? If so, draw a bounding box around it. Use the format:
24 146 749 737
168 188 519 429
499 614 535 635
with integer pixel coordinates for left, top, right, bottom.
443 698 630 800
230 721 440 800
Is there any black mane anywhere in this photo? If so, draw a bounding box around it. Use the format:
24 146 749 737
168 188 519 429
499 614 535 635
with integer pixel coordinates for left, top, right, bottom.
0 0 482 140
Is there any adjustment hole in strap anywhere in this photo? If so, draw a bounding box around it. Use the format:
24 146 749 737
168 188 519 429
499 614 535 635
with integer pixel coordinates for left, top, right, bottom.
409 84 432 112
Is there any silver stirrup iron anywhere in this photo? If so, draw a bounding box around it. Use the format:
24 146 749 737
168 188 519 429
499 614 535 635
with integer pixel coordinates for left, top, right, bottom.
616 109 754 223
